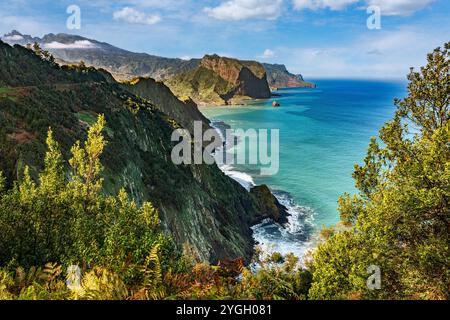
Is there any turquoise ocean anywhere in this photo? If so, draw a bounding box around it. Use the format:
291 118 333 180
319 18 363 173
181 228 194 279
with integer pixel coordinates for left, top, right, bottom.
201 80 407 259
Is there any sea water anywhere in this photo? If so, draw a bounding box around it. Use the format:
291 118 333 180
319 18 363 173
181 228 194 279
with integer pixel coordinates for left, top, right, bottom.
201 79 407 260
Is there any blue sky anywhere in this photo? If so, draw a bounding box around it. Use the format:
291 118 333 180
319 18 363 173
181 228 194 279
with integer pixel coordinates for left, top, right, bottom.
0 0 449 79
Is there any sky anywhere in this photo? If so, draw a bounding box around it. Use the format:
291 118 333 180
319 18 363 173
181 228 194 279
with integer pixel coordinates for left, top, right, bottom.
0 0 449 79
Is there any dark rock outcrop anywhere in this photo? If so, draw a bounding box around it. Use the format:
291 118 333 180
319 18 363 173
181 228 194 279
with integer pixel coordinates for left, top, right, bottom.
250 185 288 224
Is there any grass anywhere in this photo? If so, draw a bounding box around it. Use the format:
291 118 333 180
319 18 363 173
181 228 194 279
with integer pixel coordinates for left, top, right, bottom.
0 87 14 97
0 87 18 102
0 87 12 95
76 111 114 138
76 111 97 126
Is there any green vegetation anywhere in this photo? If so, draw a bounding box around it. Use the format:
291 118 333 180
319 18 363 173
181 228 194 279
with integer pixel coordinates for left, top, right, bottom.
0 41 104 87
308 43 449 300
0 87 11 95
121 76 210 137
0 39 283 265
76 111 98 126
0 117 178 297
0 87 17 102
166 66 237 105
0 116 312 300
165 54 271 105
0 38 447 300
76 112 114 138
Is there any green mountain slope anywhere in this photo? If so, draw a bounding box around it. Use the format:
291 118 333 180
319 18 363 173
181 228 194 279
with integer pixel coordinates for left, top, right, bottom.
2 30 200 81
122 77 211 135
0 41 286 263
166 54 272 105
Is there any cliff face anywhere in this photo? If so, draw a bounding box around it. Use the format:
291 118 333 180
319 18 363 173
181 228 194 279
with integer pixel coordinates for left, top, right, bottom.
166 54 271 106
121 77 211 136
249 185 288 225
200 55 267 86
0 41 284 264
263 63 316 89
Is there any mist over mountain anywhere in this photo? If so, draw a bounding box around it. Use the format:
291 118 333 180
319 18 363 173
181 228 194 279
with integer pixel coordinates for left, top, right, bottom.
2 30 199 81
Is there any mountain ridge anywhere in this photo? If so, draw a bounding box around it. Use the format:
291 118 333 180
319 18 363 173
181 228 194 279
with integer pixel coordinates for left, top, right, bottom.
2 30 315 90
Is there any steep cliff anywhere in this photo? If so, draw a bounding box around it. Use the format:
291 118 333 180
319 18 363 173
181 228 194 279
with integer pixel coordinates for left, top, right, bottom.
0 41 285 263
166 54 272 105
121 77 211 136
249 185 288 225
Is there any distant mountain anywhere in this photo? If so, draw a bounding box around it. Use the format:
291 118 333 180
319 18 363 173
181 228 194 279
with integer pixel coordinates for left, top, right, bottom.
263 63 316 89
2 30 199 81
2 30 314 90
166 54 272 105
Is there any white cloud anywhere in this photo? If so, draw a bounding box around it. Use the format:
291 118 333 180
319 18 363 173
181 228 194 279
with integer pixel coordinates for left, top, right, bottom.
278 26 449 78
44 40 98 49
292 0 359 10
2 34 23 41
261 49 276 58
113 7 161 25
123 0 188 9
292 0 435 15
0 14 52 37
204 0 283 21
365 0 435 16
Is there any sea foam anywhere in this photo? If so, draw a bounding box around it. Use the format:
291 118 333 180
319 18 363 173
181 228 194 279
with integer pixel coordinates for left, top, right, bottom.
211 120 316 264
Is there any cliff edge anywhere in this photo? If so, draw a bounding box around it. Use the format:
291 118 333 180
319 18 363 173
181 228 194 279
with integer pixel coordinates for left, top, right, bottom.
166 54 272 106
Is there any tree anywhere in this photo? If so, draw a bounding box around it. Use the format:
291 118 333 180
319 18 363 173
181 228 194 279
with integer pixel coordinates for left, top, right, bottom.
0 116 175 283
32 42 42 57
69 115 106 198
0 171 5 194
40 128 65 193
309 43 450 300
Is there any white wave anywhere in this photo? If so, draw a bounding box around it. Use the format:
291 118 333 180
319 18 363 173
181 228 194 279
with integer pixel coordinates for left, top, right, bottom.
210 121 256 191
220 164 255 191
251 192 317 266
210 120 317 265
